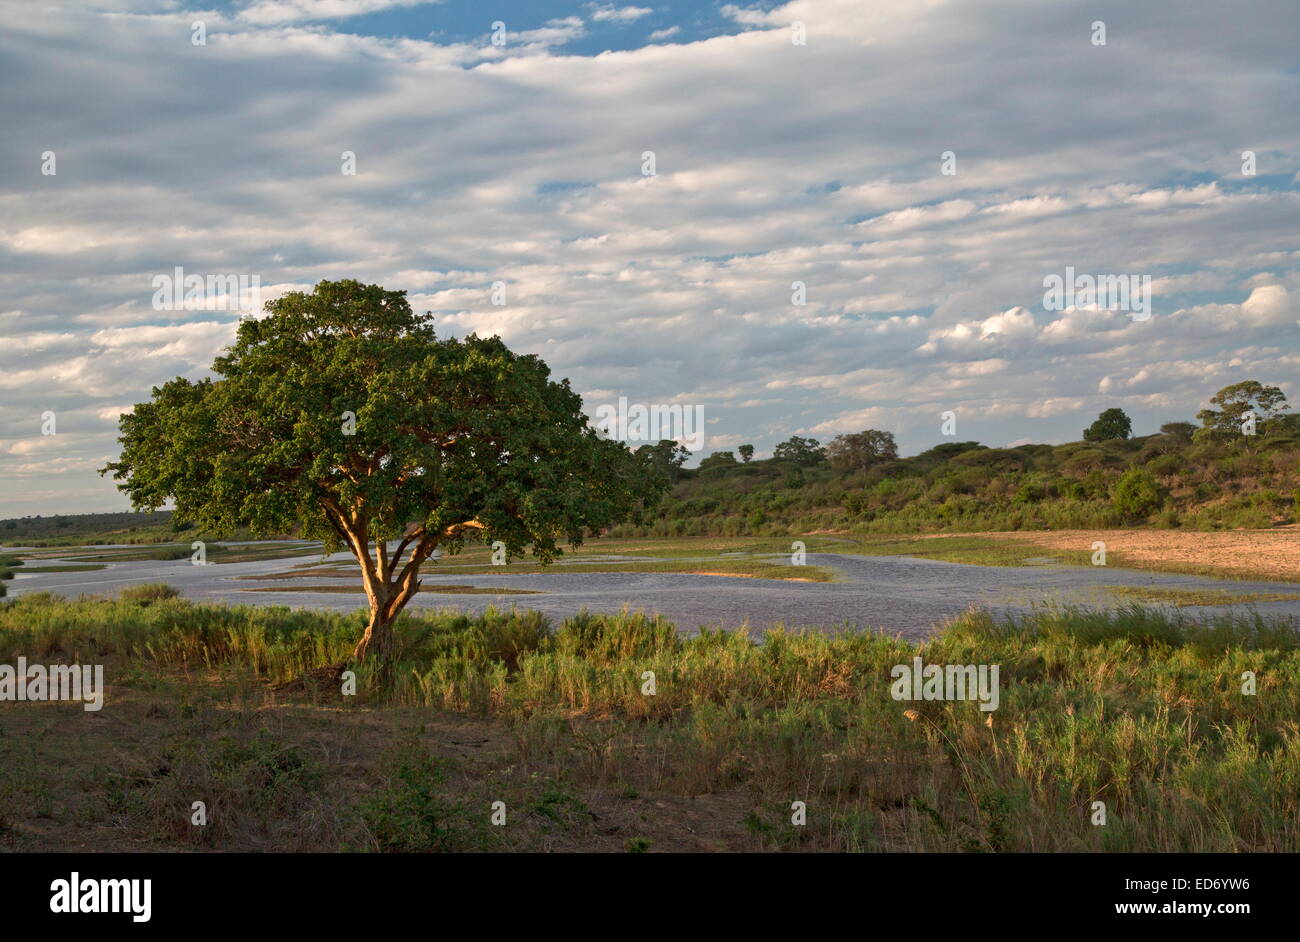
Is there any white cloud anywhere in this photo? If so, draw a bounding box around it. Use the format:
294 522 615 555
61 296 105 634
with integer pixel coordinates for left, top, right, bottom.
0 0 1296 512
237 0 441 26
589 5 654 24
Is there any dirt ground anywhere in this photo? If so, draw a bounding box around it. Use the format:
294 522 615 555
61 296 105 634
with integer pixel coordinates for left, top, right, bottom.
0 678 760 853
973 526 1300 581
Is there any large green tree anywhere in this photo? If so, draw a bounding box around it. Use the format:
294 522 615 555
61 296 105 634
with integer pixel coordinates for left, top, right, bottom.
1083 408 1132 442
102 281 661 663
1196 380 1289 440
772 435 826 466
633 439 690 484
826 429 898 473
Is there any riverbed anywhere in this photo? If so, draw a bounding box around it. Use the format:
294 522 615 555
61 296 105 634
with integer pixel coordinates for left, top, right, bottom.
6 544 1300 640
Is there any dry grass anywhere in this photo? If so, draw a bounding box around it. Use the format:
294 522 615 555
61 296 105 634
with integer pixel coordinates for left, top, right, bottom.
1 591 1297 853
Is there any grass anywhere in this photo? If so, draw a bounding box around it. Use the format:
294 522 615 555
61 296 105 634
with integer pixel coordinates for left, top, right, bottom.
50 541 323 564
1104 586 1300 607
1 588 1297 852
852 534 1095 567
9 564 107 573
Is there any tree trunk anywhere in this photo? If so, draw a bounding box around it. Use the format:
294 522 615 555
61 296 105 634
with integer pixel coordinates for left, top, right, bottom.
353 605 396 662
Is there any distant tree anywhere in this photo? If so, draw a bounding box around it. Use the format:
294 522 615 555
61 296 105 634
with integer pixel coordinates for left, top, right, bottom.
698 451 738 472
737 444 754 463
826 430 898 474
1083 408 1132 442
913 441 986 464
772 435 826 466
635 439 691 483
1159 421 1197 442
1196 380 1289 440
102 280 660 665
1273 412 1300 437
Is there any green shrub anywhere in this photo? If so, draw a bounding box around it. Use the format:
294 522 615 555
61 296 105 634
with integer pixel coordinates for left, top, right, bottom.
1145 452 1185 477
1112 467 1168 521
119 583 181 604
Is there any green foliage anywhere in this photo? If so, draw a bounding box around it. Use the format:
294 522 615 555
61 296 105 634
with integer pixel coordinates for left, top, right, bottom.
772 435 826 466
615 380 1296 537
698 450 738 472
634 440 691 483
99 280 664 657
7 593 1300 852
1083 407 1132 442
826 429 898 473
1197 380 1289 440
1112 467 1167 521
358 738 462 852
118 583 181 604
104 280 657 560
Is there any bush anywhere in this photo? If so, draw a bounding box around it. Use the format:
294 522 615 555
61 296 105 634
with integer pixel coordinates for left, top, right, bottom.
119 583 181 604
1112 467 1168 521
1144 452 1185 477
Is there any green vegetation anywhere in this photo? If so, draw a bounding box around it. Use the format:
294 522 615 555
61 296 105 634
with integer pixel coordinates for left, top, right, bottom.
1104 586 1300 608
14 565 107 573
1083 407 1132 442
620 380 1298 537
852 535 1094 568
101 280 661 665
0 553 24 597
0 509 256 547
1 591 1296 851
55 542 322 565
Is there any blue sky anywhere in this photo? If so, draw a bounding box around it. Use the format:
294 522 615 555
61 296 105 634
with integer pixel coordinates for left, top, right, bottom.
298 1 734 51
1 0 1298 515
180 0 748 51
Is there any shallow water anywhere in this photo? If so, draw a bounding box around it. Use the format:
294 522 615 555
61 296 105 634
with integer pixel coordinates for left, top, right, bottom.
7 545 1300 640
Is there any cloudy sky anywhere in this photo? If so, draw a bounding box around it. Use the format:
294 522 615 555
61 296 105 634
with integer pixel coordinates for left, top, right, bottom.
1 0 1298 517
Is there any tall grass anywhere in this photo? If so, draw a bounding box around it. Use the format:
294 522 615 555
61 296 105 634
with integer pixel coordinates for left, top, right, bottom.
2 590 1296 851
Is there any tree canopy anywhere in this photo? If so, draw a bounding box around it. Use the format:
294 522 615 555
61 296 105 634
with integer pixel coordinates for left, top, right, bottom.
102 280 662 662
826 429 898 473
772 435 826 466
1083 408 1132 442
1196 380 1289 440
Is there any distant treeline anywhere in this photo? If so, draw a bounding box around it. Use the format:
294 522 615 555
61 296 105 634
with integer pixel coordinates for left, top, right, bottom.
8 381 1296 545
618 380 1300 537
0 510 208 546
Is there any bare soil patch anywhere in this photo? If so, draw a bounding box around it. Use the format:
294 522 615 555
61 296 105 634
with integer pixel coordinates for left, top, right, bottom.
966 527 1300 581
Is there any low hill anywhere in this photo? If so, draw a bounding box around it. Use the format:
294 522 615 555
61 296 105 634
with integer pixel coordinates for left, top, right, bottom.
619 414 1300 538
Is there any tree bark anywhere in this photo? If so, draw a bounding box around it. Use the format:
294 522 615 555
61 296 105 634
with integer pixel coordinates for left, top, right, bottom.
321 509 485 667
353 606 396 662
